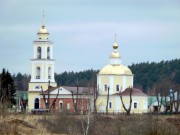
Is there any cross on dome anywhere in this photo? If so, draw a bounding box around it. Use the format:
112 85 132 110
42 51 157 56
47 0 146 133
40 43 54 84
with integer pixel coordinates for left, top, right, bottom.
42 10 45 29
113 34 118 49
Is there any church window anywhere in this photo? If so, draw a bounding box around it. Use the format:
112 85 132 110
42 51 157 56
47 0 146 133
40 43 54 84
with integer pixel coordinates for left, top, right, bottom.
37 47 41 59
47 47 50 59
35 86 40 89
34 98 39 109
36 67 40 79
116 85 119 91
48 67 51 79
134 102 137 109
104 85 108 91
109 102 112 109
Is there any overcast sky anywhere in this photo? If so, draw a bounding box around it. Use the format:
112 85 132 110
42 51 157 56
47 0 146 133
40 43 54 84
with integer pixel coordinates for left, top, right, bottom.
0 0 180 74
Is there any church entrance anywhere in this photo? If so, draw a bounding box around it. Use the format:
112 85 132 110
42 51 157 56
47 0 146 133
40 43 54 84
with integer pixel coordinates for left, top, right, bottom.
34 98 39 109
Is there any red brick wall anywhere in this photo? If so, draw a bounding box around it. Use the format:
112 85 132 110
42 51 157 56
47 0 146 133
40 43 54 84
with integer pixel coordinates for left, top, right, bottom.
40 97 89 113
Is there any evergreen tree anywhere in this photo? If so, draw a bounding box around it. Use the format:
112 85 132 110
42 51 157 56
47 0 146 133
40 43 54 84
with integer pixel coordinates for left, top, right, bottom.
0 68 16 105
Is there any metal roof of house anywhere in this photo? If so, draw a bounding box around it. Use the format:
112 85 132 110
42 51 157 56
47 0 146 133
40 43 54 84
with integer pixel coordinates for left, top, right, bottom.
42 86 94 95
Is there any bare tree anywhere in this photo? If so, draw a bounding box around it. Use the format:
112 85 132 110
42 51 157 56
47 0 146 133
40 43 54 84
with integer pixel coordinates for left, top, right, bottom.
172 84 180 114
119 87 132 115
154 78 172 113
81 96 94 135
106 86 110 115
155 87 163 113
75 80 79 113
50 88 60 109
41 81 60 111
71 91 77 113
93 85 98 114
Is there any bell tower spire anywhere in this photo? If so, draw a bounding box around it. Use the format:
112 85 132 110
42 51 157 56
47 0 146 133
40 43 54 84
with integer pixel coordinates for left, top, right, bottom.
42 10 45 29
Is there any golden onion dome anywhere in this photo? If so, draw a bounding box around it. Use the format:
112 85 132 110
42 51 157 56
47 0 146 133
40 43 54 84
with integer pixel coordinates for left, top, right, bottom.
110 51 121 58
38 26 49 34
98 64 133 75
113 42 118 49
38 13 49 34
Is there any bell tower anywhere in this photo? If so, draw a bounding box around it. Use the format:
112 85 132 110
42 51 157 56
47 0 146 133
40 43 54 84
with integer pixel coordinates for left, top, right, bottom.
28 14 57 111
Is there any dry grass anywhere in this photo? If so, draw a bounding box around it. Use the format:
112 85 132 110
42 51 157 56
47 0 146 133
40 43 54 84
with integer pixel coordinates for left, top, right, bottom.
0 112 179 135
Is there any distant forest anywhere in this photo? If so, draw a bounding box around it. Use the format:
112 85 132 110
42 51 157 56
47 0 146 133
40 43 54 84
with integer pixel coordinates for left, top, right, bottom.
12 59 180 93
129 59 180 93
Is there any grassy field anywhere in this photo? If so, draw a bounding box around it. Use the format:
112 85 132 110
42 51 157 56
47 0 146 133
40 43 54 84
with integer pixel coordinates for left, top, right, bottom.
0 113 179 135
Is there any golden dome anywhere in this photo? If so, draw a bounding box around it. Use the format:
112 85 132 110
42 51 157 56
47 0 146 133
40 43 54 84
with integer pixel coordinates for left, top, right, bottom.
98 64 133 75
110 51 121 58
38 13 49 34
38 27 49 34
113 42 118 49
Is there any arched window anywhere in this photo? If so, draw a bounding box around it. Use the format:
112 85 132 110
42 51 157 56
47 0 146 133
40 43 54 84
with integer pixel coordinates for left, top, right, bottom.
48 67 51 79
59 100 63 110
34 98 39 109
37 47 41 59
47 47 50 59
36 67 40 79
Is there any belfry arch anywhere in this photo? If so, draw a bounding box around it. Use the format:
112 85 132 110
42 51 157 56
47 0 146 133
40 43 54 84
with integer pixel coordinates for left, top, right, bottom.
36 67 41 79
47 47 50 59
37 47 41 59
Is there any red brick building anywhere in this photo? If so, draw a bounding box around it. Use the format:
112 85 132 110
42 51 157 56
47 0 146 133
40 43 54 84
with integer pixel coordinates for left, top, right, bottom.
40 86 94 113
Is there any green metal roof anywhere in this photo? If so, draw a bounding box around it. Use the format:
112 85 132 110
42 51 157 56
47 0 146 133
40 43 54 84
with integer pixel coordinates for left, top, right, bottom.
14 91 28 100
148 96 169 106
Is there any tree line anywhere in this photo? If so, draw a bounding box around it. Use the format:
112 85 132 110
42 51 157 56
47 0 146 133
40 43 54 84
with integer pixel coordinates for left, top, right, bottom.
10 58 180 94
55 69 98 87
129 58 180 93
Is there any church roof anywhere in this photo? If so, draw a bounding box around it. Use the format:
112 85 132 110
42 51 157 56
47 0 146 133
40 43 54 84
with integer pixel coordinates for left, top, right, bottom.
113 88 147 96
98 64 133 75
41 86 94 95
63 86 94 94
98 36 133 76
121 88 147 96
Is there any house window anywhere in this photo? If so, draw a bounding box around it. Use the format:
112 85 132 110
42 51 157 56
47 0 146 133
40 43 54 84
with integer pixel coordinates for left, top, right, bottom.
59 100 63 109
109 102 112 109
67 103 70 109
104 85 108 91
52 102 56 109
60 103 63 109
134 102 137 109
116 85 119 91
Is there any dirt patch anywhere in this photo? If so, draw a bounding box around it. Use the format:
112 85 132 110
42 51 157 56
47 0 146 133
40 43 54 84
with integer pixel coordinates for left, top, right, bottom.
166 118 180 131
10 119 37 129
